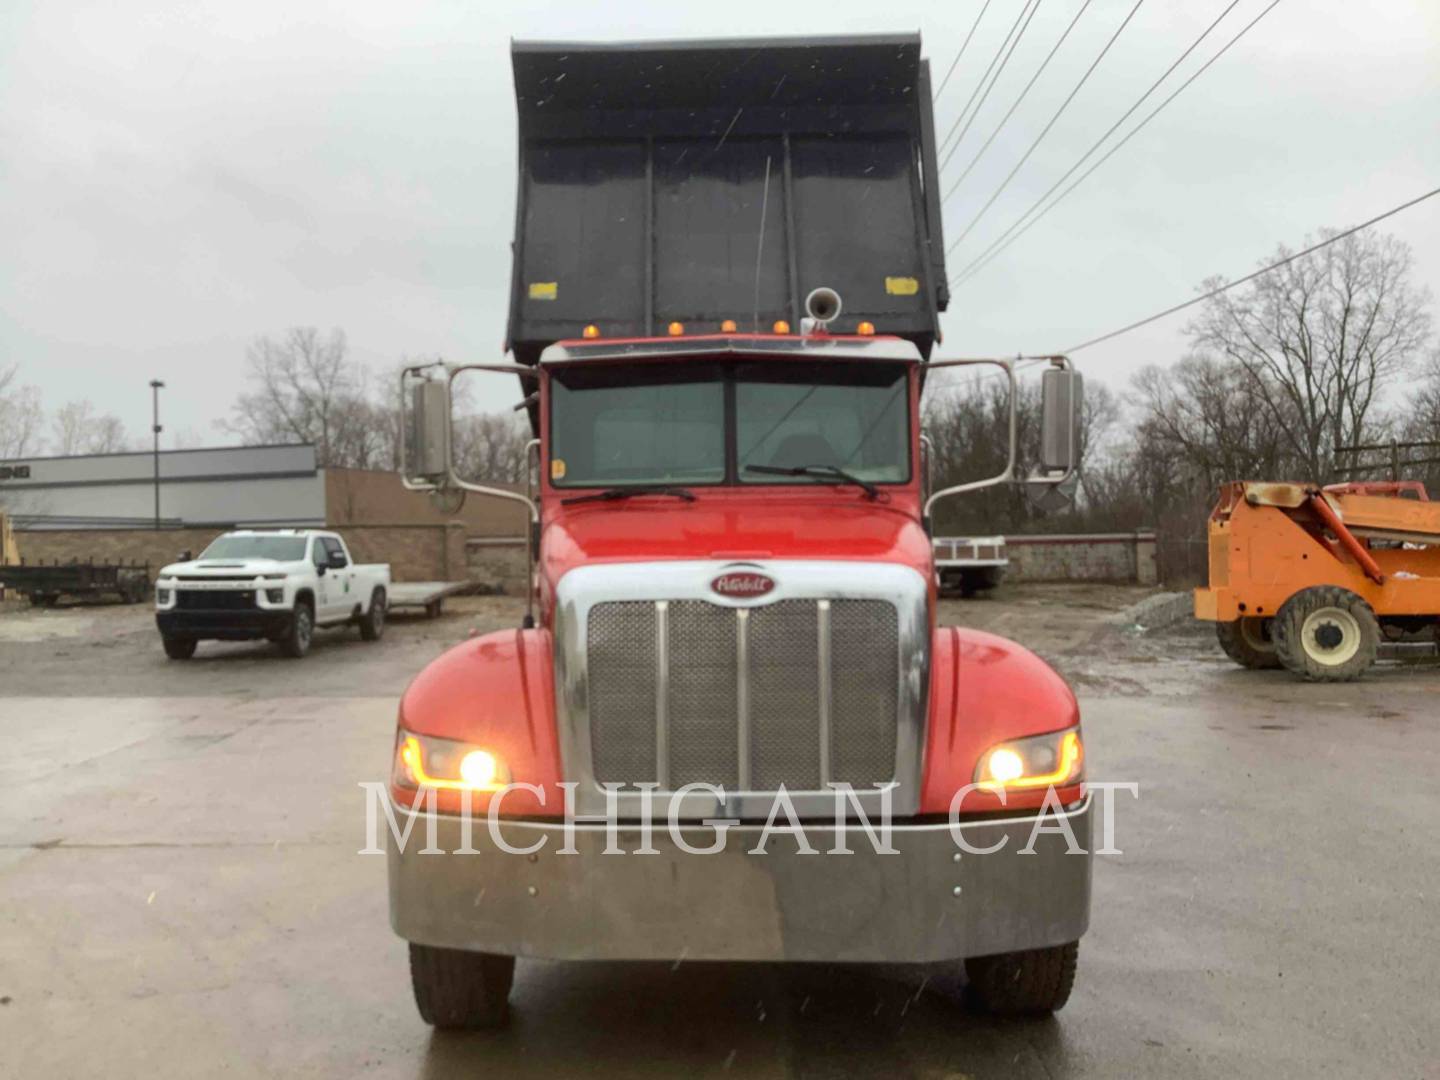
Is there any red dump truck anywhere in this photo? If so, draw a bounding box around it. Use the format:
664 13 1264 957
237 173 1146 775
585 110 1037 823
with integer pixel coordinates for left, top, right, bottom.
384 34 1091 1028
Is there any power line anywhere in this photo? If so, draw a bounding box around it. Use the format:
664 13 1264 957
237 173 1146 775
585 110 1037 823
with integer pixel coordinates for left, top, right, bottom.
933 0 994 102
947 0 1247 276
937 0 1044 167
1062 184 1440 354
943 0 1142 239
941 0 1095 205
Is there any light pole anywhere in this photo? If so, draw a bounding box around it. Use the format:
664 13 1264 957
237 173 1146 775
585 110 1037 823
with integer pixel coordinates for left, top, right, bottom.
150 379 165 530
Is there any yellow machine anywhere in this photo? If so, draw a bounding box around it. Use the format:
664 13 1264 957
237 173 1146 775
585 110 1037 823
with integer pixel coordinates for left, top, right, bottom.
1194 481 1440 681
0 511 16 564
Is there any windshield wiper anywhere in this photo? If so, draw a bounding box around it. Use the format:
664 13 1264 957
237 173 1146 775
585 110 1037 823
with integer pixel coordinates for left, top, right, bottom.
744 464 881 500
561 485 698 506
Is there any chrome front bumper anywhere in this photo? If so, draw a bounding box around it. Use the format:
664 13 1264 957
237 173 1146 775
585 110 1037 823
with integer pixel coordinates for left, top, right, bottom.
387 796 1092 964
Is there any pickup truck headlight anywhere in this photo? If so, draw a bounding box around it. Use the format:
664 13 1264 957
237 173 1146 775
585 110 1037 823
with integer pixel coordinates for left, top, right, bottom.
974 728 1083 791
393 731 511 791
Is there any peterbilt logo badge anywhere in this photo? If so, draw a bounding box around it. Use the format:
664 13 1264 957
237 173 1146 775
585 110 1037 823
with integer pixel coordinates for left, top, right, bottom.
711 571 774 598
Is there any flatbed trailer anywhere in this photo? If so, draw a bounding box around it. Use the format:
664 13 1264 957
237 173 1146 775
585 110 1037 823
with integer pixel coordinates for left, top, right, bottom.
0 559 151 606
1195 481 1440 680
385 581 472 618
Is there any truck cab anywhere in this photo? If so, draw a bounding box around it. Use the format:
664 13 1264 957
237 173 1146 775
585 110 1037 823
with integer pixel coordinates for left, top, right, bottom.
384 34 1090 1029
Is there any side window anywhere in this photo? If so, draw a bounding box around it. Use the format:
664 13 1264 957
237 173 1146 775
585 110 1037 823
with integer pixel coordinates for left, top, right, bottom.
322 538 348 567
311 540 327 570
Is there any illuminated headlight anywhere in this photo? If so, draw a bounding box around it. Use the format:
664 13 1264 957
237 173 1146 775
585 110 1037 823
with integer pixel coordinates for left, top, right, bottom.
265 588 284 603
974 728 1083 791
393 731 511 791
156 588 170 604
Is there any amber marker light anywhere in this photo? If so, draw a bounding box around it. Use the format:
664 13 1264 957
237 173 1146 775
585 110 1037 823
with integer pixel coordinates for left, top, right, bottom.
975 729 1083 792
856 321 876 336
668 321 685 336
773 319 791 334
720 319 738 332
582 324 601 339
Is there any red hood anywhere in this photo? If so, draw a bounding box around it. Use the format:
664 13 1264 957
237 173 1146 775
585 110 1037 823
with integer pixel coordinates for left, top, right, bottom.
538 493 931 595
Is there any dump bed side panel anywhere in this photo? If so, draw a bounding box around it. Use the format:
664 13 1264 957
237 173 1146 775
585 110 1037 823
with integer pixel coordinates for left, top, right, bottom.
507 36 948 362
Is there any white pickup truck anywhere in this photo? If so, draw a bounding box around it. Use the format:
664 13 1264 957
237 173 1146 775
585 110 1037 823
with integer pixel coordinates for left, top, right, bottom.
154 529 390 659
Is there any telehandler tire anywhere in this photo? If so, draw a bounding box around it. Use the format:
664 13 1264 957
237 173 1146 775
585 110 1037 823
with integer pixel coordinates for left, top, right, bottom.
1274 586 1379 682
965 941 1077 1016
409 943 514 1030
1216 617 1280 669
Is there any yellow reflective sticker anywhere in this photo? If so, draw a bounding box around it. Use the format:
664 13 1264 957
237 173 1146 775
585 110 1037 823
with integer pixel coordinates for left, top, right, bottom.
550 458 567 480
528 282 558 301
885 276 920 296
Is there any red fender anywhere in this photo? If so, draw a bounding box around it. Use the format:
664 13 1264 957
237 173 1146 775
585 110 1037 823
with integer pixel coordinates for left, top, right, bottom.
920 626 1083 815
393 628 565 817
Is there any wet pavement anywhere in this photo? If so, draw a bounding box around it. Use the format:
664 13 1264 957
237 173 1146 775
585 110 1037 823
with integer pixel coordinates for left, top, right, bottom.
1 586 1437 1078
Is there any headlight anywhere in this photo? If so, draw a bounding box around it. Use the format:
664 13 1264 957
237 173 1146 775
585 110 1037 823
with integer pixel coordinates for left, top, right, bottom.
393 731 511 791
974 728 1083 791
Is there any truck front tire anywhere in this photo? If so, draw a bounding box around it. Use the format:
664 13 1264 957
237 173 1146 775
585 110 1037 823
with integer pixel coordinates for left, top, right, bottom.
1274 586 1379 681
1216 617 1280 669
965 941 1078 1016
161 635 197 660
409 944 514 1030
359 588 386 641
279 601 314 659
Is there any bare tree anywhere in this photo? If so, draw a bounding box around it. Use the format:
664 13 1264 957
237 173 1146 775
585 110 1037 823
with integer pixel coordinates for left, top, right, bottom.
453 411 531 485
0 363 46 459
222 327 365 466
1187 229 1432 483
51 400 129 455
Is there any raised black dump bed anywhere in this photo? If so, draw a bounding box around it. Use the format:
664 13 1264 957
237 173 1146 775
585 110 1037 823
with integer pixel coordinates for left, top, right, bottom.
505 34 949 363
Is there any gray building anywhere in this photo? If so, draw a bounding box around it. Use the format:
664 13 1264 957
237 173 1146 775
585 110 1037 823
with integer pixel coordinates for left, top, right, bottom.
0 444 326 529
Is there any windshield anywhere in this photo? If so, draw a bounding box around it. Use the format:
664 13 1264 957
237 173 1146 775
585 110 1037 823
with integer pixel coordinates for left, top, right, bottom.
198 535 308 561
549 361 910 488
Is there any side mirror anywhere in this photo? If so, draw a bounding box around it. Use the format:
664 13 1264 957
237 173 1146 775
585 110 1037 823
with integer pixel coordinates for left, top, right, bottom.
1037 365 1083 477
178 550 193 562
328 552 348 570
404 378 451 487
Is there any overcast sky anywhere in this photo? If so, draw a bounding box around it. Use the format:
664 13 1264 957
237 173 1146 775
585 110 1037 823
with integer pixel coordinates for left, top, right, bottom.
1 0 1437 450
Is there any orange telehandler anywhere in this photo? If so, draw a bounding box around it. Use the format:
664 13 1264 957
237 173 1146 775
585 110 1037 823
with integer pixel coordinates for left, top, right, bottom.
1194 481 1440 680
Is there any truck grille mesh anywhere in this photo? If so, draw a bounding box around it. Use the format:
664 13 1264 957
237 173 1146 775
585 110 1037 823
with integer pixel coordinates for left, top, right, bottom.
586 598 898 792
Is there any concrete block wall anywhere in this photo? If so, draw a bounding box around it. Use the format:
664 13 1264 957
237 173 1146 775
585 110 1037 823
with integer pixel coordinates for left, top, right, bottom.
466 539 529 592
1003 531 1158 585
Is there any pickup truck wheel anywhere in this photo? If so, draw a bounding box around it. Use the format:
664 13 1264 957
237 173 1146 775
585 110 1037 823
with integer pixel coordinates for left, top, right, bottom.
1274 586 1379 681
279 601 314 659
162 635 197 660
359 588 386 641
409 944 514 1030
1216 617 1280 669
965 941 1078 1016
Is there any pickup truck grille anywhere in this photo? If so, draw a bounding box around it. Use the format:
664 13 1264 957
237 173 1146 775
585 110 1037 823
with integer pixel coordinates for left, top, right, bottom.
587 598 899 792
175 589 255 611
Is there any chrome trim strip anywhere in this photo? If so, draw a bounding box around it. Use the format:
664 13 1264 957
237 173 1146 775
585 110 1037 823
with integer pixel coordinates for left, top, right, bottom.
554 559 930 820
736 608 751 792
816 599 832 786
654 600 670 791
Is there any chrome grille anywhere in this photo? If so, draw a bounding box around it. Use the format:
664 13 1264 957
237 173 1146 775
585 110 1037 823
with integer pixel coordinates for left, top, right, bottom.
586 598 899 791
586 602 657 784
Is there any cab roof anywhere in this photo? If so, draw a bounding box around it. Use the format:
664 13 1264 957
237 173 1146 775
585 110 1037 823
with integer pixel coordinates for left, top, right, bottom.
538 333 923 366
